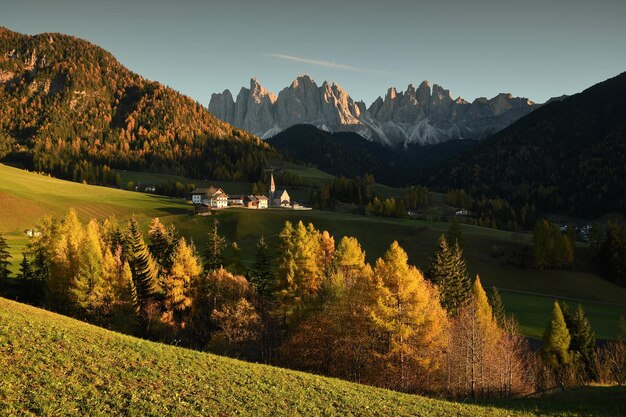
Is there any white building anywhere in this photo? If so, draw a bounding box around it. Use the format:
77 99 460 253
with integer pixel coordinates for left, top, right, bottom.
190 187 229 208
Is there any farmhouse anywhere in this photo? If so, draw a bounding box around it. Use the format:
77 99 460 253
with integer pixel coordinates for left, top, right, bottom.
190 187 229 208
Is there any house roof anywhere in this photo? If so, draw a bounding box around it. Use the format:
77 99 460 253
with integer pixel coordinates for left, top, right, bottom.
191 186 225 196
255 195 269 200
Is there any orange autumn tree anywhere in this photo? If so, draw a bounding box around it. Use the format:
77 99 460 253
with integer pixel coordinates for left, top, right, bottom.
369 241 449 393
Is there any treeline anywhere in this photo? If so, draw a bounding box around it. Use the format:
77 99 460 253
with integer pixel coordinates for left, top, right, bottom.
592 222 626 286
446 189 538 231
1 213 623 398
533 219 575 270
0 29 274 185
308 175 373 210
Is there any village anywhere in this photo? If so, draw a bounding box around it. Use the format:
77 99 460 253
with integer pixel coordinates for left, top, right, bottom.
190 173 310 214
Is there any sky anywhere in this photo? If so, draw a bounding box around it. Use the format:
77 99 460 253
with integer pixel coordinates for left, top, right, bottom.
2 0 626 105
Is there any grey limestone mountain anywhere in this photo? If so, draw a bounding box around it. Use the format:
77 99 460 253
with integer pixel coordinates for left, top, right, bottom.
209 75 538 147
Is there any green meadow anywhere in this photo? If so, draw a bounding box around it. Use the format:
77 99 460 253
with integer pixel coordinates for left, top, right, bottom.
1 163 625 339
1 297 624 417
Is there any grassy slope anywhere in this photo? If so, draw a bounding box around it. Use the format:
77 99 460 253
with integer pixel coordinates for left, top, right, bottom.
1 163 626 339
1 297 624 417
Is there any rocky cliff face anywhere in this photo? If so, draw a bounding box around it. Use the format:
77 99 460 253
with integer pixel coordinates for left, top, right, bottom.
209 75 538 146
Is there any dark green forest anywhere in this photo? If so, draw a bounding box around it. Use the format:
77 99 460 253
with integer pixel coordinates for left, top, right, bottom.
424 72 626 219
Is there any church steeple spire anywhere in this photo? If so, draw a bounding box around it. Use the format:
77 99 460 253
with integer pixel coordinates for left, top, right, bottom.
270 173 275 194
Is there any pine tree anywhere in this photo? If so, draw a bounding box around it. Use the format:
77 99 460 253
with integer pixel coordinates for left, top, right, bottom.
249 236 275 301
17 254 43 305
48 209 84 312
204 220 226 271
334 236 367 285
164 237 202 327
426 234 471 316
371 241 449 392
568 304 596 380
125 216 160 308
0 231 11 285
71 220 106 315
227 242 246 276
148 217 175 270
533 219 551 270
447 217 464 249
541 301 571 372
490 287 506 327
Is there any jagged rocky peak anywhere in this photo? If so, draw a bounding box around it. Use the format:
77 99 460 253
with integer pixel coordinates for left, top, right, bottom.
209 75 539 146
249 77 277 103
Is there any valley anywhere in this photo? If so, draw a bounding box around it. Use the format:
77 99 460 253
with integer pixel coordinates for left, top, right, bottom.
2 163 625 340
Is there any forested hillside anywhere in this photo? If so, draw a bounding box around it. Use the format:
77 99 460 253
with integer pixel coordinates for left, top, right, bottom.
0 27 274 183
424 72 626 218
267 124 477 186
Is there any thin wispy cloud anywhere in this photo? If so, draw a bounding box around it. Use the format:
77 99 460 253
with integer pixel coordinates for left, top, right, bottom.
263 53 391 76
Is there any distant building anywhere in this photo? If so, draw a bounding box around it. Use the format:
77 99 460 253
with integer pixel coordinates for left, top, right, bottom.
24 228 42 237
190 186 228 208
243 195 269 209
268 173 290 207
228 195 244 206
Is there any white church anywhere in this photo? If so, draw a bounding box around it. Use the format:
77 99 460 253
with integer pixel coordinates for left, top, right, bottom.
269 173 291 207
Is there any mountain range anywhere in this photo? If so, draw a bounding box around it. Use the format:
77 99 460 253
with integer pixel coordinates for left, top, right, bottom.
209 75 538 147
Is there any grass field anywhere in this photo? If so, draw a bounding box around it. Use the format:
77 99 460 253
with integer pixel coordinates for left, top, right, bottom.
1 164 625 339
1 297 624 417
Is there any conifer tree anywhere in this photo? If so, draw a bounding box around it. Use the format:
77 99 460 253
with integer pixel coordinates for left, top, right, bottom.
71 220 106 315
334 236 367 285
568 304 596 380
49 209 84 312
227 242 246 276
204 220 226 271
164 237 202 327
371 241 449 392
249 236 275 301
17 254 43 305
148 217 176 270
426 234 471 315
541 301 571 373
125 216 160 308
447 217 464 249
490 286 507 327
0 231 11 284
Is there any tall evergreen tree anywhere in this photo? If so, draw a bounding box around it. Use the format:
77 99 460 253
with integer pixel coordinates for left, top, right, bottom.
447 217 464 249
490 287 507 327
17 254 43 305
204 220 226 271
249 236 275 301
568 304 596 380
0 231 11 285
541 301 571 373
426 234 471 316
148 217 176 271
125 216 160 309
227 242 246 276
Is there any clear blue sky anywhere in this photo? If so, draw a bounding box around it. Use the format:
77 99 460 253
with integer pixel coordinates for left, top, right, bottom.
3 0 625 105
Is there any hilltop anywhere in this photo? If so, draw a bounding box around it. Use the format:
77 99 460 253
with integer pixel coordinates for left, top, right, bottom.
0 27 273 183
1 297 624 416
424 72 626 218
